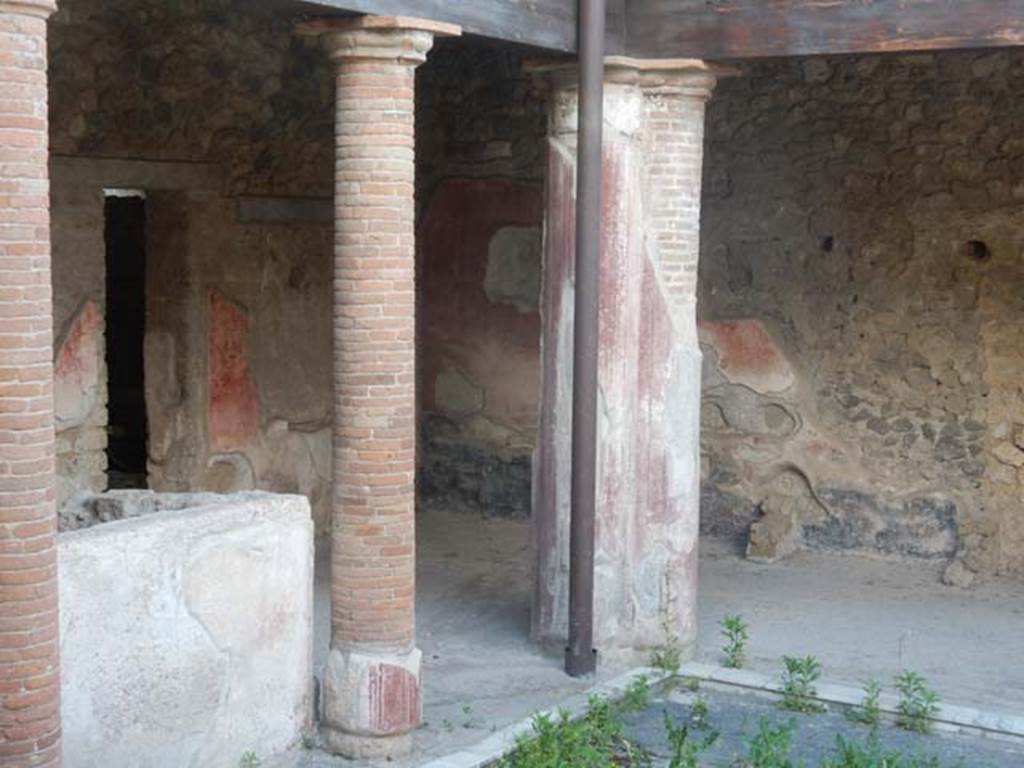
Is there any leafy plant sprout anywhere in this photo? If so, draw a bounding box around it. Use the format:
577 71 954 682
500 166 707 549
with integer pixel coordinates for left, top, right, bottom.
780 655 826 714
895 671 940 734
721 614 750 669
846 679 883 727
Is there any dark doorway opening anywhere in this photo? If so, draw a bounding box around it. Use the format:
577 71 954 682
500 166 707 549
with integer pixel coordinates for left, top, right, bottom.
104 194 148 489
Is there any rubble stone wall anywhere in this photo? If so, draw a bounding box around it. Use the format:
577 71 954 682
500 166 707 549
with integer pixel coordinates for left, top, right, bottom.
49 3 546 529
46 0 1024 575
699 51 1024 578
49 0 337 525
416 43 547 517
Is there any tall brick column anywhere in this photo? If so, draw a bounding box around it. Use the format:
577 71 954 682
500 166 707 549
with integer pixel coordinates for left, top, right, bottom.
532 58 722 662
303 16 459 760
0 1 61 766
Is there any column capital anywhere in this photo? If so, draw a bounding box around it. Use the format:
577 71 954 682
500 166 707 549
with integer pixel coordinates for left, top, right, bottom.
631 58 740 101
0 0 58 19
298 14 461 66
527 55 739 100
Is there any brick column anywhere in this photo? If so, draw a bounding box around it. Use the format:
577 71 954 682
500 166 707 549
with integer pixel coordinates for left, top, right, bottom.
640 63 717 326
532 58 721 661
0 1 61 766
304 16 459 760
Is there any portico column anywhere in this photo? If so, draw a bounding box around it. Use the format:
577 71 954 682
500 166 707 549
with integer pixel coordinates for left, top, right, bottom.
0 1 61 766
304 15 459 760
532 58 721 662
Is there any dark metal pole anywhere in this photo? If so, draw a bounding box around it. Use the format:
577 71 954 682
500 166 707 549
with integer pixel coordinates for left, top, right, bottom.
565 0 605 678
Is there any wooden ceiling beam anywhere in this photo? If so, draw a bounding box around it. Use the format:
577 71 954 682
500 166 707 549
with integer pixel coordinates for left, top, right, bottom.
295 0 626 54
627 0 1024 61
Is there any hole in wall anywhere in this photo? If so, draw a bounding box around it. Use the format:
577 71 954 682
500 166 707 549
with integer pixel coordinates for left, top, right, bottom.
966 239 991 263
821 235 835 253
104 192 149 489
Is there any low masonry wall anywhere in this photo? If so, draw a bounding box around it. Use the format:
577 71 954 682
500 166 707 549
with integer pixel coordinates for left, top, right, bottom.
58 491 315 767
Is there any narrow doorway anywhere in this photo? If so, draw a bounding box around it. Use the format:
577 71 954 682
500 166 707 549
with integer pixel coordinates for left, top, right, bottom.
104 191 148 489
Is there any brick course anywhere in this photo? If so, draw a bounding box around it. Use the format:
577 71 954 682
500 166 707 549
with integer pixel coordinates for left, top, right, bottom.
326 23 434 659
0 2 60 766
641 67 717 323
310 19 456 758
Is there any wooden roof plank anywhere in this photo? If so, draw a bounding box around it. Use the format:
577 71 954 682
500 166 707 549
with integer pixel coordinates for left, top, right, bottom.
627 0 1024 60
296 0 627 54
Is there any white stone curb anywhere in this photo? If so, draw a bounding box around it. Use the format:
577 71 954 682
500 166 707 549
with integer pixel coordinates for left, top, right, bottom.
676 661 1024 743
416 666 672 768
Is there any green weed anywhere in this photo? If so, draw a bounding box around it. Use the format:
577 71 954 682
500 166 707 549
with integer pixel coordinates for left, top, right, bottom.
846 679 883 727
721 614 750 669
894 671 939 734
741 717 797 768
690 694 710 729
652 574 685 678
821 733 944 768
497 693 651 768
621 674 652 713
651 635 684 677
780 655 826 714
663 710 718 768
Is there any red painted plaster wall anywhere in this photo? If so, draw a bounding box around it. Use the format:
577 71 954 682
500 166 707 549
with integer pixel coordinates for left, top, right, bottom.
208 290 260 452
420 178 543 432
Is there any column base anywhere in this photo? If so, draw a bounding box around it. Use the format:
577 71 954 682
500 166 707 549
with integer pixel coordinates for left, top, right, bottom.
321 727 414 760
321 646 422 760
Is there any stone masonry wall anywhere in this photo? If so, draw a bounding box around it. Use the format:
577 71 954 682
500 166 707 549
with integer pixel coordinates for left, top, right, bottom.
47 0 1024 574
416 43 547 518
49 1 546 531
49 0 337 527
699 51 1024 579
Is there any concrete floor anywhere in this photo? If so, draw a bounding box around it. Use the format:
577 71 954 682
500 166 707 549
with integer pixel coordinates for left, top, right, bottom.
698 537 1024 715
276 505 625 767
275 511 1023 766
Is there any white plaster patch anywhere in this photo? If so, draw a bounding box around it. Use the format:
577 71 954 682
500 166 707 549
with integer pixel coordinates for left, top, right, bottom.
59 492 314 768
484 226 542 313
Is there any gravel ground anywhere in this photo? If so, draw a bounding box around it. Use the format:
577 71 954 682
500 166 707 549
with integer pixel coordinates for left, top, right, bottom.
623 685 1024 767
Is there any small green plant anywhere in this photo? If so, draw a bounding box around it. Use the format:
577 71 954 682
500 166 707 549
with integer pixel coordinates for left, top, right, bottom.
780 655 826 714
651 635 684 677
621 674 651 713
498 693 651 768
846 679 883 727
652 573 685 679
742 717 796 768
690 694 710 729
721 614 750 668
895 671 939 733
821 733 900 768
663 710 719 768
238 752 261 768
821 733 945 768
